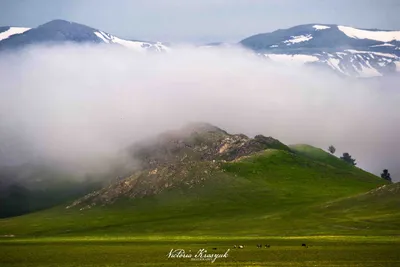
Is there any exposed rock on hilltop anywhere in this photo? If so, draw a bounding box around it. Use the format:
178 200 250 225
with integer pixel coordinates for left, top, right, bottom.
67 123 290 209
129 122 290 168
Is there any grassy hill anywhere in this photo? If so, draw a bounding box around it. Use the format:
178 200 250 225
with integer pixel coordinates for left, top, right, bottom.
1 125 398 266
0 145 389 238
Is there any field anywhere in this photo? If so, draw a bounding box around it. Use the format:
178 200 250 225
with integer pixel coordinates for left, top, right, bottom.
1 145 399 266
1 236 400 266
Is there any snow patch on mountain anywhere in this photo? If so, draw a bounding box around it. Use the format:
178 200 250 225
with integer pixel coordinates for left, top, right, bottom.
0 27 30 41
94 31 110 43
370 43 396 47
94 31 168 52
263 50 399 78
338 26 400 42
283 34 313 45
358 62 382 77
324 51 398 77
313 25 330 30
326 58 344 74
345 49 398 59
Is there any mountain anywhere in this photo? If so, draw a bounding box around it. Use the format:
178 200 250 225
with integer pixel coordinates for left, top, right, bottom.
240 24 400 78
1 123 394 238
0 19 168 52
2 20 400 78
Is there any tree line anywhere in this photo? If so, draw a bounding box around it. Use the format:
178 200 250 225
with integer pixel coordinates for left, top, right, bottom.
328 145 392 183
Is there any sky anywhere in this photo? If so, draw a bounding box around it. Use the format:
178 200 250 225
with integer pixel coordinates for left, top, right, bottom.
0 0 400 43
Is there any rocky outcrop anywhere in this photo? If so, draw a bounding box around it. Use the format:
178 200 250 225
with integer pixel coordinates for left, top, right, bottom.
67 123 290 209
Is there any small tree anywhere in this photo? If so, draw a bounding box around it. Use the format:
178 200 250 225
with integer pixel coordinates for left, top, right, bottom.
328 145 336 154
340 152 356 165
381 169 392 183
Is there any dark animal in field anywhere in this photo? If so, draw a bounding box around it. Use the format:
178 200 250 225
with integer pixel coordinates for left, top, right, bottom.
212 248 217 250
256 244 262 248
265 244 270 248
302 243 308 248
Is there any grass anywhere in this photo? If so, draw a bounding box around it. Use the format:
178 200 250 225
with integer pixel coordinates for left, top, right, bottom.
1 236 400 266
0 145 398 266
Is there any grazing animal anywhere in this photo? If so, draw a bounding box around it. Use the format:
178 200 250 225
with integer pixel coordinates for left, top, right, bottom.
239 245 244 249
212 248 217 250
256 244 262 248
302 243 308 248
233 245 237 249
265 244 270 248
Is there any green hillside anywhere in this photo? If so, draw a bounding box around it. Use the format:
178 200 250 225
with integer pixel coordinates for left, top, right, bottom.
0 147 389 238
1 126 398 266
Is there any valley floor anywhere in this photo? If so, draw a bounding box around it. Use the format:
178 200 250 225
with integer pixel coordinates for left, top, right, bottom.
1 236 400 267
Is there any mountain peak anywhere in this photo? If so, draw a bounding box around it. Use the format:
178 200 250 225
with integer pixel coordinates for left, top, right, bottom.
0 19 169 52
38 19 94 30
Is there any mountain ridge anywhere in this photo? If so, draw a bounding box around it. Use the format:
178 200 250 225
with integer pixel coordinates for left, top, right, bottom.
1 20 399 77
0 19 168 52
239 23 400 78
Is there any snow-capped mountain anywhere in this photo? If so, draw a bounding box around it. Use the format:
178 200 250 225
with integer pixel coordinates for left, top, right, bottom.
1 20 400 78
240 24 400 77
0 20 168 52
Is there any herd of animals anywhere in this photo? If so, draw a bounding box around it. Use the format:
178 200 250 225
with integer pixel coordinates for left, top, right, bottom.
211 243 309 250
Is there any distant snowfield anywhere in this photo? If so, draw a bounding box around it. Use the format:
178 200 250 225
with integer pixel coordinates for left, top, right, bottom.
338 25 400 42
94 31 168 52
358 62 383 78
370 43 396 47
0 27 30 41
325 58 344 75
313 25 330 30
283 34 313 45
263 50 400 78
345 49 398 59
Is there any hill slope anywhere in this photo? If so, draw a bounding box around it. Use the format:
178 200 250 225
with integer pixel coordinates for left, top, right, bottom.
308 182 400 234
0 124 391 238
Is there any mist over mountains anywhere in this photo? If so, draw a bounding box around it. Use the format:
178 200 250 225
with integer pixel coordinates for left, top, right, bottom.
1 19 400 77
0 19 399 184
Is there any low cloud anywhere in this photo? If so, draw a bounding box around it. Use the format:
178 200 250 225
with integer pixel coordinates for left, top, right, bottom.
0 44 399 180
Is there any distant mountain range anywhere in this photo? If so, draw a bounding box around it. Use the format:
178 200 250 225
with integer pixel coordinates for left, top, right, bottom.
240 24 400 78
0 19 169 52
1 20 399 77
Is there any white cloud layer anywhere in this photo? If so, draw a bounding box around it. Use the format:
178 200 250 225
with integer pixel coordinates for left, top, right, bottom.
0 44 399 180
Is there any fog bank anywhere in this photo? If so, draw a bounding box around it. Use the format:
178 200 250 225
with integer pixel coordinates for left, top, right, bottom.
0 44 399 180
